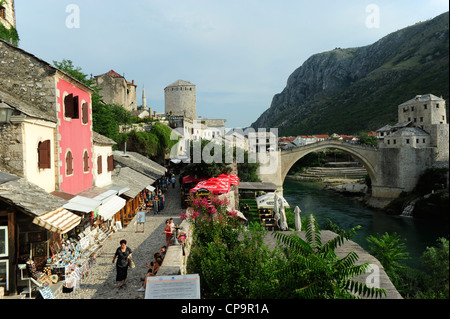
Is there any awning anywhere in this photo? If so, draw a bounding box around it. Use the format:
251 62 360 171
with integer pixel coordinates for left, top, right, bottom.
146 185 155 192
63 195 101 213
97 195 126 220
32 207 81 234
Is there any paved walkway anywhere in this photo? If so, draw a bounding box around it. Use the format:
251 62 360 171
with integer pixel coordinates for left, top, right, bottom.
56 177 184 299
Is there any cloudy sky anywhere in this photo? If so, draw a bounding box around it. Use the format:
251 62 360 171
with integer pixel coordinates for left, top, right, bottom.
15 0 449 129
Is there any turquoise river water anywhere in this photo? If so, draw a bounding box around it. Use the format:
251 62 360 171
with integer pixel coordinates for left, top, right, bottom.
283 178 449 270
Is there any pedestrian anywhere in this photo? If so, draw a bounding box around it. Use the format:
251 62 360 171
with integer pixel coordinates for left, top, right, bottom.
163 219 173 247
137 253 163 292
171 175 176 188
160 246 166 260
112 239 132 288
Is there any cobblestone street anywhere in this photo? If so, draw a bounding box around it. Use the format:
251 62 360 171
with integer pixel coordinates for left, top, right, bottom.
56 179 184 299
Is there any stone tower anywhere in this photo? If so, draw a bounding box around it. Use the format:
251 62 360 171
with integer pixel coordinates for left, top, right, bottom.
164 80 196 120
0 0 16 29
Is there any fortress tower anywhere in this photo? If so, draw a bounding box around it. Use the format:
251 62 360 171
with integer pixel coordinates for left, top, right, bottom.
164 80 196 120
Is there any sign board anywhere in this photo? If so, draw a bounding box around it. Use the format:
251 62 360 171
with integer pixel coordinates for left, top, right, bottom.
145 274 200 299
137 211 146 223
39 286 55 299
195 188 210 197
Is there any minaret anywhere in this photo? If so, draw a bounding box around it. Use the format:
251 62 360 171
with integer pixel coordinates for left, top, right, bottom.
142 86 147 110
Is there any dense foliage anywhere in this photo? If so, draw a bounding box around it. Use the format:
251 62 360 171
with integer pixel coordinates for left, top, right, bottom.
183 139 260 182
0 23 19 46
367 233 449 299
186 201 385 299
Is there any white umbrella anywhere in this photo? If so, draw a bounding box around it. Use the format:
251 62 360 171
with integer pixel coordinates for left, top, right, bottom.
294 206 302 231
279 196 288 231
273 193 280 222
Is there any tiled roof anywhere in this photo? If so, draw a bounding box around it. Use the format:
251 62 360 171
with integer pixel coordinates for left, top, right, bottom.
399 94 443 106
0 172 67 217
113 151 167 180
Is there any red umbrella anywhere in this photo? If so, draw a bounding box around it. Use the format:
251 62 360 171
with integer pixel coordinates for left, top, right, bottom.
190 179 230 194
183 175 207 184
218 173 239 185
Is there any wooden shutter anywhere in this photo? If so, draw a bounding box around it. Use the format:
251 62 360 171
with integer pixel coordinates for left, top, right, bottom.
82 102 89 124
107 155 114 172
66 151 73 175
64 94 74 118
83 151 89 172
97 156 102 174
73 96 79 119
38 140 51 169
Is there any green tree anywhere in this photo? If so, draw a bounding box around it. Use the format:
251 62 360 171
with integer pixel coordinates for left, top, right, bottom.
366 232 410 286
274 215 385 299
419 237 449 298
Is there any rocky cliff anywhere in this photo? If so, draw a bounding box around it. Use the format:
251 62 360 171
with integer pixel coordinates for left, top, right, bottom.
251 12 449 135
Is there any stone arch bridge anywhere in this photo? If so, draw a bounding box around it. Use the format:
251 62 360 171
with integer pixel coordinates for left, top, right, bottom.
256 140 424 199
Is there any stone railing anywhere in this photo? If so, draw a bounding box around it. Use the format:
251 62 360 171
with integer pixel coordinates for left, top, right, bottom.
157 219 194 276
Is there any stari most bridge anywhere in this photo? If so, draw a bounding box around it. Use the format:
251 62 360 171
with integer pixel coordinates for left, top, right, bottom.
280 140 378 183
256 140 388 197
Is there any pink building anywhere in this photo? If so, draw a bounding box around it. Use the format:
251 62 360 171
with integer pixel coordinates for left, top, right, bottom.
56 76 94 194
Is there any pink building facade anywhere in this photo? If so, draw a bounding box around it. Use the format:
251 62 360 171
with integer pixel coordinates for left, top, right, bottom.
56 75 94 194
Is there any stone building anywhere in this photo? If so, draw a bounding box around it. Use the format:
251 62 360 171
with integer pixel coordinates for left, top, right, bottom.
374 93 449 197
94 70 137 113
0 0 15 29
164 80 196 120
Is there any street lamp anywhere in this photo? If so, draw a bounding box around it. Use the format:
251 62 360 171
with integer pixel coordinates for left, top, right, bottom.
0 101 14 124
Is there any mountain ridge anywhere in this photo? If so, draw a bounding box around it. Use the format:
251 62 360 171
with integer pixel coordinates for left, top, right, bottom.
251 12 449 135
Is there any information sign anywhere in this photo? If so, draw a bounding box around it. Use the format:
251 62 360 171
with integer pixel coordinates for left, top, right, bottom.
145 274 200 299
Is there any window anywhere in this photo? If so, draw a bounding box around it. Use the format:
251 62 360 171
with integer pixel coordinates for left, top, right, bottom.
38 140 51 169
393 139 396 145
66 151 73 175
387 140 390 145
81 102 89 124
107 155 114 172
411 106 414 111
406 139 410 144
0 6 5 20
420 117 423 122
423 139 426 143
424 104 427 110
97 156 102 174
64 94 79 119
83 151 89 173
416 139 419 143
436 103 439 108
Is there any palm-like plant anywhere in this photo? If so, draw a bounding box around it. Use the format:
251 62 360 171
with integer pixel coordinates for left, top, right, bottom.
274 215 386 299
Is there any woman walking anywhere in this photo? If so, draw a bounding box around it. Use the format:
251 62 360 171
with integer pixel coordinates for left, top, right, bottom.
112 239 132 288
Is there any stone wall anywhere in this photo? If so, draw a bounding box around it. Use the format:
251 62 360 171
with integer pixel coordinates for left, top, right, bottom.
157 219 193 276
0 121 24 175
0 40 57 122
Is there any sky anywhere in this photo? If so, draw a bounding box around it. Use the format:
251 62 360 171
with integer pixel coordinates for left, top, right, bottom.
14 0 449 129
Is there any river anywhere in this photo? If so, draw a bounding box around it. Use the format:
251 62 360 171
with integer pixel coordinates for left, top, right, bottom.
283 178 449 270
